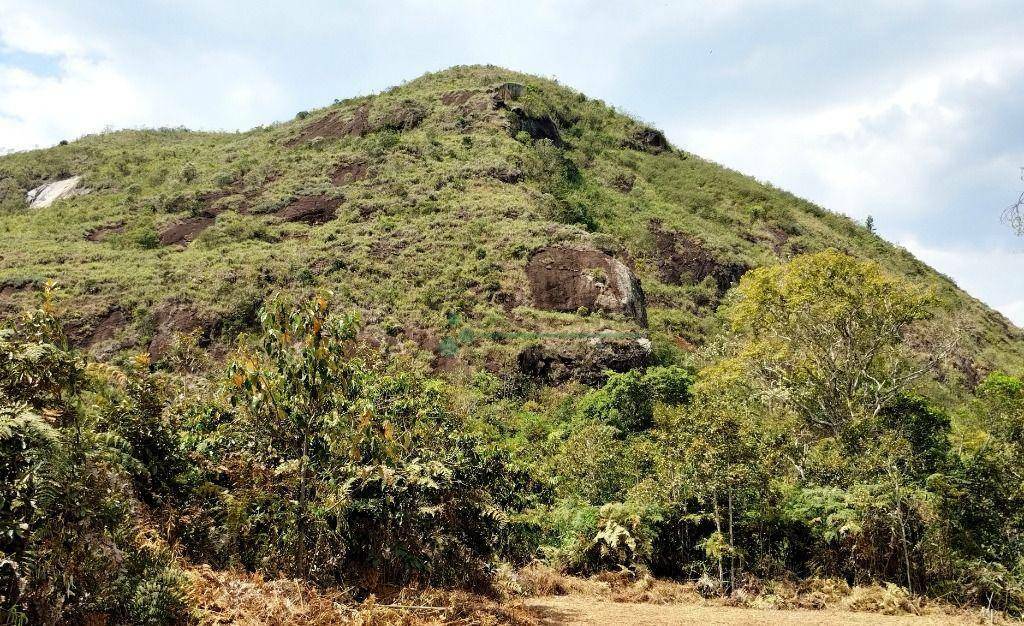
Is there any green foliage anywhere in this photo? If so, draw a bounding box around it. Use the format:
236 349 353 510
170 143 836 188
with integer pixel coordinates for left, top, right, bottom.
221 293 508 586
723 250 937 434
0 291 187 625
1 65 1023 617
578 366 692 432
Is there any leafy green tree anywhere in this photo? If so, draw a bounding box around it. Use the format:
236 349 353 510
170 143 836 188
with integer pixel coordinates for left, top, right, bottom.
667 358 793 590
723 250 938 435
225 293 508 586
577 366 693 433
228 292 360 578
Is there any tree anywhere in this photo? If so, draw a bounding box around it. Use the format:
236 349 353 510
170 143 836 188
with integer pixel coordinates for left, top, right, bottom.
226 293 507 586
673 359 792 591
722 250 940 435
228 292 360 578
1001 167 1024 235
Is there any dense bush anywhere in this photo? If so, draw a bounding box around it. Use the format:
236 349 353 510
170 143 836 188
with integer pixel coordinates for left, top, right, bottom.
0 288 187 625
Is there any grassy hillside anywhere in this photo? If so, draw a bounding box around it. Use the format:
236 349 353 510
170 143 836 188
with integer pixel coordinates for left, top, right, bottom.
0 64 1020 386
6 65 1024 624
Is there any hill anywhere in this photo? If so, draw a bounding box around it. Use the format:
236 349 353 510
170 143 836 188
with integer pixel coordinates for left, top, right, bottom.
0 64 1020 389
6 65 1024 624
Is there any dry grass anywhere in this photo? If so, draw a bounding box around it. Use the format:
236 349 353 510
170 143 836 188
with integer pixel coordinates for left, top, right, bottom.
510 566 1007 624
514 562 598 597
186 565 354 625
183 563 1010 625
185 565 540 626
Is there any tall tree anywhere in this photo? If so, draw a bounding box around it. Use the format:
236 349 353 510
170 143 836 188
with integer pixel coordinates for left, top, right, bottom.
722 250 939 435
228 293 360 578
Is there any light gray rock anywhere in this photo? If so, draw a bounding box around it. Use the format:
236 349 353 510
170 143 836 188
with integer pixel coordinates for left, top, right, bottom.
25 176 88 208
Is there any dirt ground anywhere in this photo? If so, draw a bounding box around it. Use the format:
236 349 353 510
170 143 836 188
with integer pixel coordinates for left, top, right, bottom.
523 595 986 626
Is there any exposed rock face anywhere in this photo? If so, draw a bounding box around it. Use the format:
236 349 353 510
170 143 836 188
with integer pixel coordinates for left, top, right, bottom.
509 113 562 145
526 246 647 326
492 82 525 104
649 220 747 293
491 82 563 146
517 336 652 386
26 176 88 208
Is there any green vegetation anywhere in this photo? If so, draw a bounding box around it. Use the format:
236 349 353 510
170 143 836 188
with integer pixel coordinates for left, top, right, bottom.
0 65 1018 377
1 66 1023 623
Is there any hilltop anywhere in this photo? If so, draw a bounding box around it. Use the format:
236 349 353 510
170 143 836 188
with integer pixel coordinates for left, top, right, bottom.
0 64 1019 388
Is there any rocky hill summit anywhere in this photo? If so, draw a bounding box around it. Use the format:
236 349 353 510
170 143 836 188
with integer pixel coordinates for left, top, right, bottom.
0 64 1020 389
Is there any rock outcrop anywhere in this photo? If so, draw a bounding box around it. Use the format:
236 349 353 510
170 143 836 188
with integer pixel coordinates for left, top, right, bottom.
624 126 670 154
649 220 747 293
26 176 88 208
492 82 563 146
517 336 652 386
526 246 647 326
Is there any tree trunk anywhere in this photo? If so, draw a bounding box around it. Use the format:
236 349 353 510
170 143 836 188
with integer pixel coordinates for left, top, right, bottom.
296 432 309 578
713 495 724 588
728 487 736 593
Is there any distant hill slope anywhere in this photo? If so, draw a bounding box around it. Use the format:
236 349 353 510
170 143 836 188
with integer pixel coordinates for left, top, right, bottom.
0 64 1020 390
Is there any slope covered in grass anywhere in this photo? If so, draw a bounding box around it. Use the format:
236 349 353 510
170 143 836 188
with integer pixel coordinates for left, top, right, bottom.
0 64 1019 387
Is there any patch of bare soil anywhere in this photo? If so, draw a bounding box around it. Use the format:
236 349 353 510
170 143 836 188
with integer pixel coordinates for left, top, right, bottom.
274 195 342 225
85 221 125 242
441 89 476 105
523 595 981 626
0 282 33 298
331 160 368 186
148 302 209 359
159 215 215 246
284 104 371 147
83 309 125 346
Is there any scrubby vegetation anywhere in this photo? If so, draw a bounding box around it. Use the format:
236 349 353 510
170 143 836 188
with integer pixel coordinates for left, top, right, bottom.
4 250 1024 623
2 65 1024 623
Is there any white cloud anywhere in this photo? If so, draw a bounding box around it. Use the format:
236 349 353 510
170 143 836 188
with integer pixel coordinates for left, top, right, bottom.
0 0 152 150
0 58 151 150
666 44 1024 226
0 0 92 57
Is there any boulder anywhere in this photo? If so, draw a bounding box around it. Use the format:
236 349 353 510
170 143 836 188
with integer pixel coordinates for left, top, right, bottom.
517 336 652 386
623 126 670 154
526 246 647 326
492 82 525 105
26 176 88 208
491 82 563 146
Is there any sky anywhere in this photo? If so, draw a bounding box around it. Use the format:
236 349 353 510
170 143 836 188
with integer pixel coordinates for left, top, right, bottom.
2 0 1023 323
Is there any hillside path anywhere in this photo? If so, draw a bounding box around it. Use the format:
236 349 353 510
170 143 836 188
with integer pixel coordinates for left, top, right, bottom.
523 595 980 625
